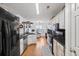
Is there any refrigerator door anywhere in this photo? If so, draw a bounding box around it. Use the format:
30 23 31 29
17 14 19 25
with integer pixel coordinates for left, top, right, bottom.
0 19 2 55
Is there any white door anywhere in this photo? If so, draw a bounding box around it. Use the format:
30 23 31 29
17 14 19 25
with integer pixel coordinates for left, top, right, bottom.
65 3 79 56
70 3 79 56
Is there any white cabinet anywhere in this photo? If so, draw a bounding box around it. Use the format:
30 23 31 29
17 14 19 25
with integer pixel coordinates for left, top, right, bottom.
27 35 37 45
52 14 59 24
59 9 65 29
51 8 65 29
57 42 64 56
53 39 57 56
20 38 24 55
55 14 59 23
53 39 65 56
20 37 27 55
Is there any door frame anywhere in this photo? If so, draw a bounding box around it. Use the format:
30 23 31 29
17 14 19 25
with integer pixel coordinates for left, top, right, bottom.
65 3 72 56
65 3 79 56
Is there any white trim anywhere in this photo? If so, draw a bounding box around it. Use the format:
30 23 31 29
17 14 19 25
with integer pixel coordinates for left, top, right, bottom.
65 3 71 56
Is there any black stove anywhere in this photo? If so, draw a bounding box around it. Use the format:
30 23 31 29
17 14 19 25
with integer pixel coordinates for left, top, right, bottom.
47 23 65 55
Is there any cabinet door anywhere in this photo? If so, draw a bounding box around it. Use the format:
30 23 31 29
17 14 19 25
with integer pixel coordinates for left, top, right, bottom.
0 19 2 54
20 38 24 55
55 41 64 56
55 14 59 23
58 42 64 56
59 9 65 29
53 39 57 56
27 35 37 45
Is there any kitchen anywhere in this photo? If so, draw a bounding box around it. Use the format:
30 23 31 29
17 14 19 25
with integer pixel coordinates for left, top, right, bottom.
0 3 79 56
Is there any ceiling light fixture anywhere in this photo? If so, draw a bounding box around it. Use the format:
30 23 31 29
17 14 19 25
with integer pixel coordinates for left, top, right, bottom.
35 3 39 15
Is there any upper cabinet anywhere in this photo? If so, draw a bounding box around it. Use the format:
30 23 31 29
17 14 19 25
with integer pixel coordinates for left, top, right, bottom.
59 8 65 29
51 12 59 25
51 8 65 29
55 14 59 23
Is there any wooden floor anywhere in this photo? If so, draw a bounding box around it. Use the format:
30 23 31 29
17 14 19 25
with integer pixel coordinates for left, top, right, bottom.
22 43 36 56
22 36 52 56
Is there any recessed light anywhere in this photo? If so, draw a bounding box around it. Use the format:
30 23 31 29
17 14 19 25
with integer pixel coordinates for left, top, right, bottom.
35 3 39 15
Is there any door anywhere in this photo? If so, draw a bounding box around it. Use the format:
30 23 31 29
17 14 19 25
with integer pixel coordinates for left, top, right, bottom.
70 3 79 56
65 3 79 56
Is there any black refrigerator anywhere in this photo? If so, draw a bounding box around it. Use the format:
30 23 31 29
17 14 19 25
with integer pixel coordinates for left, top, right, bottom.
0 7 20 56
0 19 2 55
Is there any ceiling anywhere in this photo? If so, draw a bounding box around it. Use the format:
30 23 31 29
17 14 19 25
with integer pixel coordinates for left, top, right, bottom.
1 3 65 20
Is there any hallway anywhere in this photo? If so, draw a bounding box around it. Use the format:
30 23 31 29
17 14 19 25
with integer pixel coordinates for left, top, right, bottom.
22 36 52 56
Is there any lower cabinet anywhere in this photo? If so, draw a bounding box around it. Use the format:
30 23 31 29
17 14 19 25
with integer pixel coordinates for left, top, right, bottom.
53 39 65 56
20 38 24 55
27 35 37 45
53 39 57 56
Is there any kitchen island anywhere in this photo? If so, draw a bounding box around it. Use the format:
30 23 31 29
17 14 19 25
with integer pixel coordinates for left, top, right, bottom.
20 32 37 55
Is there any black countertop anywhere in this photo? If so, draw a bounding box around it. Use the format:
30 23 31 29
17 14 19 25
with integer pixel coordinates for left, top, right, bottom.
54 37 65 47
47 29 65 47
